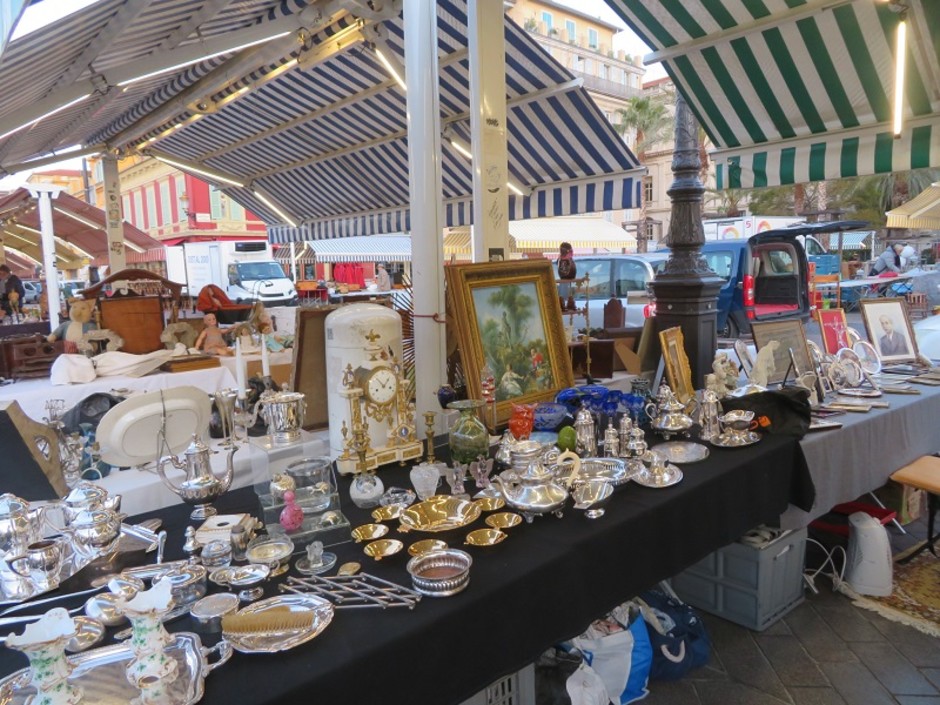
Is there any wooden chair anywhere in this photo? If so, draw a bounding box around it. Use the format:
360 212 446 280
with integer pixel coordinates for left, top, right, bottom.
890 455 940 563
812 274 841 314
906 292 929 320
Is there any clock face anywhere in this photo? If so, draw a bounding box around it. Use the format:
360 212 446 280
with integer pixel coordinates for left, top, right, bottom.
365 367 398 405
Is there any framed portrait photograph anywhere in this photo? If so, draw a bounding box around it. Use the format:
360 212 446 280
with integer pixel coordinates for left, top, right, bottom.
444 259 574 428
750 320 812 385
859 298 918 363
658 326 694 404
816 308 851 355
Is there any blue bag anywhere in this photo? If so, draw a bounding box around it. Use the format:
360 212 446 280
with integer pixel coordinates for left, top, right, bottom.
638 585 710 681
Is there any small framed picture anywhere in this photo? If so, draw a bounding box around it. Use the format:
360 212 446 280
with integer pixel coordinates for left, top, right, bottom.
859 298 918 364
751 320 813 385
658 326 694 404
816 308 851 355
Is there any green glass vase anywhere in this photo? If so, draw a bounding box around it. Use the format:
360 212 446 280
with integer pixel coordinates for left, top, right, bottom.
447 400 489 465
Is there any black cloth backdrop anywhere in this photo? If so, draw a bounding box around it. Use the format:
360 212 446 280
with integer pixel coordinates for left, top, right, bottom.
0 433 811 704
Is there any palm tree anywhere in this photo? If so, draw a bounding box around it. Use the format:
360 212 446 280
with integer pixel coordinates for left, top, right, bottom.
614 96 673 251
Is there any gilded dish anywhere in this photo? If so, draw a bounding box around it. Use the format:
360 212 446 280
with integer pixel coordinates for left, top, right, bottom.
465 528 507 547
363 539 404 560
398 496 482 533
372 504 404 522
408 539 448 557
485 512 522 529
473 496 505 512
351 523 389 543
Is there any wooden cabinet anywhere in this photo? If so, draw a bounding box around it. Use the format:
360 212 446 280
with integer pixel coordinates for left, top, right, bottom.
99 296 166 354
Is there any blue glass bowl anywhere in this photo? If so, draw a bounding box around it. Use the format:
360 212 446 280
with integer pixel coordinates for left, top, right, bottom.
578 384 610 413
533 402 569 430
554 388 585 413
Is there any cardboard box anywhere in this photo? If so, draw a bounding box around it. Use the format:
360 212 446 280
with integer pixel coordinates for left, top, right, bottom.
246 359 292 389
875 479 925 525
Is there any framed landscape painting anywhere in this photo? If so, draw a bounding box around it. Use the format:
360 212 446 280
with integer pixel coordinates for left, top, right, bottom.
444 259 574 428
859 298 918 364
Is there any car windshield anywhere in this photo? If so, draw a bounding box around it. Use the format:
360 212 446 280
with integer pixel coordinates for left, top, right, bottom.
236 262 285 280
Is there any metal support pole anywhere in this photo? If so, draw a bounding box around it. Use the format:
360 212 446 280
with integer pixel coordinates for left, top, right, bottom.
29 186 63 331
649 96 722 387
102 156 127 273
289 241 298 283
468 0 510 262
405 0 447 429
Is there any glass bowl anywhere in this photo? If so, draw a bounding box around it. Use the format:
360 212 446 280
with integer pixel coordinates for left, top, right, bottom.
245 534 294 577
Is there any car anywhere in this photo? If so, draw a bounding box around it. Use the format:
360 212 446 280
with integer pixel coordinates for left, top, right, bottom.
21 280 42 304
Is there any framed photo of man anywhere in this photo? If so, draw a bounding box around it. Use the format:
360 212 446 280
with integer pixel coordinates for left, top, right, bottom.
859 298 918 363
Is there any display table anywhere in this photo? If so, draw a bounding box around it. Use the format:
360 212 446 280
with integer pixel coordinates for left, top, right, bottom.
782 383 940 529
0 366 238 422
0 433 811 705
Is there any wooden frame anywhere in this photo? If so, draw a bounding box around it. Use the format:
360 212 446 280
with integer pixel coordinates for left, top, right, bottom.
859 297 918 363
290 306 337 430
445 259 573 428
751 320 813 385
658 326 694 404
816 308 851 355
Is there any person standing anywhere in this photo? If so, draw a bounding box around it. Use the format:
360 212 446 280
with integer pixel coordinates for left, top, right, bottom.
375 263 392 292
557 241 576 300
0 265 25 316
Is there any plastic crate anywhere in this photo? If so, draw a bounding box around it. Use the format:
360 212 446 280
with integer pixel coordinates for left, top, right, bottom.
459 664 535 705
670 527 807 631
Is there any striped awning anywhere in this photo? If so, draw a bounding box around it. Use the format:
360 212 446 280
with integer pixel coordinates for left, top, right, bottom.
832 231 872 251
508 216 636 251
307 235 414 263
606 0 940 189
0 1 642 240
886 183 940 229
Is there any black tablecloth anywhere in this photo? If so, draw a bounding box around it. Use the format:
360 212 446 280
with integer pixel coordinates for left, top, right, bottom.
0 433 811 705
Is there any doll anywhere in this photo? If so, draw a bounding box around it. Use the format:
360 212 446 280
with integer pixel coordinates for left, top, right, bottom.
194 313 233 356
48 298 98 354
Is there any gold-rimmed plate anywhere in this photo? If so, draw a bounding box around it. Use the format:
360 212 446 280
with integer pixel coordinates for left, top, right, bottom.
351 523 389 542
363 539 404 560
372 505 404 522
408 539 448 557
465 528 507 547
398 496 482 533
485 512 522 529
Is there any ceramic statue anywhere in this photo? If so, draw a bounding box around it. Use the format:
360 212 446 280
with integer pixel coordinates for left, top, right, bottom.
5 607 82 705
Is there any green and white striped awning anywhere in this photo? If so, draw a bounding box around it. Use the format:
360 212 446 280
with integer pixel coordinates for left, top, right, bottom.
606 0 940 189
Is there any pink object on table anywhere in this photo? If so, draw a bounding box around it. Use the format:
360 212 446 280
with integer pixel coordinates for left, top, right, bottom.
279 491 304 532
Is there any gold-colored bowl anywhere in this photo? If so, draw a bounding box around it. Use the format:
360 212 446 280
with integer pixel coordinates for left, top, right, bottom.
485 512 522 530
408 539 448 557
372 505 404 522
363 539 404 560
465 528 507 547
398 496 482 533
351 523 389 543
473 496 505 512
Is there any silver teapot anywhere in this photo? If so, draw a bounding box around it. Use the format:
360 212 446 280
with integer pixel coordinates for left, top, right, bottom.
58 482 122 525
646 385 694 439
157 435 236 520
0 494 50 557
492 440 570 522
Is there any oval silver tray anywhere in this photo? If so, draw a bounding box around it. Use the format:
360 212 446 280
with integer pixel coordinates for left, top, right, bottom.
651 441 710 464
711 431 761 448
0 632 229 705
576 457 635 486
222 593 334 654
633 465 683 489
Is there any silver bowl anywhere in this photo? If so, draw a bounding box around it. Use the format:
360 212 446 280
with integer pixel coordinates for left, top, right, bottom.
406 548 472 597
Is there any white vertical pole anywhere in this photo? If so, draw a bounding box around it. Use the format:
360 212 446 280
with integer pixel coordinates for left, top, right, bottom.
469 0 510 263
289 241 298 282
102 156 127 272
32 187 62 330
405 0 447 427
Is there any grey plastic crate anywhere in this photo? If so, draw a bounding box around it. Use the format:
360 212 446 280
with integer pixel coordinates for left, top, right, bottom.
670 527 807 631
459 664 535 705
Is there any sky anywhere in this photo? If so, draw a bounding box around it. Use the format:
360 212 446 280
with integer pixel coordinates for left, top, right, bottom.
0 0 663 190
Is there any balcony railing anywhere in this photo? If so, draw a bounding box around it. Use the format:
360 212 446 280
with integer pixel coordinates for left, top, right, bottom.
574 71 642 99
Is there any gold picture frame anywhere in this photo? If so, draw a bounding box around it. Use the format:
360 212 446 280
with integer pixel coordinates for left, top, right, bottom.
750 320 812 385
658 326 695 404
859 297 918 364
444 259 574 428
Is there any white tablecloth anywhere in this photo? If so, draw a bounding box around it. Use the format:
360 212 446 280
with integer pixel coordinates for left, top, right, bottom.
0 366 238 422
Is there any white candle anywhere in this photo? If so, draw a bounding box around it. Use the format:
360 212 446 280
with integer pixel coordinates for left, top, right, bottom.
261 336 271 378
235 338 247 398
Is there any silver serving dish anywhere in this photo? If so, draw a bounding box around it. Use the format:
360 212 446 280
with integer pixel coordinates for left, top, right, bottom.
711 431 761 448
652 441 710 464
634 464 684 489
222 594 334 654
406 549 472 597
0 632 230 705
571 478 614 518
575 457 635 486
154 563 207 606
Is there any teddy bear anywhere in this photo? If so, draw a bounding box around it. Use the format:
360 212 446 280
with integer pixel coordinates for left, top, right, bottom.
48 298 98 354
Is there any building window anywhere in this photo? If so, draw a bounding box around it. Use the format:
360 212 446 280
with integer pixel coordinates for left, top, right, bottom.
644 178 653 204
122 195 130 223
175 178 186 222
146 186 157 230
584 57 593 74
230 199 245 222
621 70 627 85
133 191 143 228
565 19 575 42
600 64 608 80
541 11 552 32
159 181 171 226
209 186 223 220
588 28 599 49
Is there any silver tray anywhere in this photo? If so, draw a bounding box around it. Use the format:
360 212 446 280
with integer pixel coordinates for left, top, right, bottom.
651 441 710 464
633 465 683 489
222 593 334 654
575 458 636 486
0 632 230 705
711 431 761 448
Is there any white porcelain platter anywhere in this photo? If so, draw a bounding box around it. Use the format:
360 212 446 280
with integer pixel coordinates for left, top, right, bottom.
96 386 212 467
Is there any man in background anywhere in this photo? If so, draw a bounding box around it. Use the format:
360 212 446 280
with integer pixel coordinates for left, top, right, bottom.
375 263 392 292
871 243 904 276
0 264 25 315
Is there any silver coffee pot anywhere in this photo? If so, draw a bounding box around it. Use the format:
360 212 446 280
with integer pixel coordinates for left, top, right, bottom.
157 435 236 520
646 385 694 439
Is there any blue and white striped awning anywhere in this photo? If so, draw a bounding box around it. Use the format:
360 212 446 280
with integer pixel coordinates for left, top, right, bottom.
304 235 414 263
605 0 940 189
0 1 642 240
832 231 872 251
